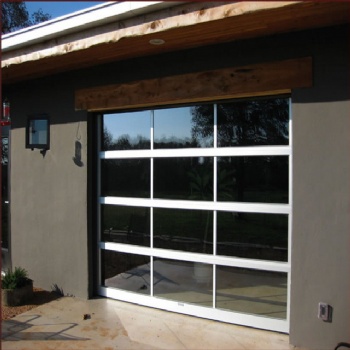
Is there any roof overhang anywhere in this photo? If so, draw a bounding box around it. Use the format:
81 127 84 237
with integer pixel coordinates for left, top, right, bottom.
2 1 349 85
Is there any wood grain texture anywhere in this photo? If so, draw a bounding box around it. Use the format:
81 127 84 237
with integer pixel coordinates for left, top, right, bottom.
3 1 347 84
75 57 311 111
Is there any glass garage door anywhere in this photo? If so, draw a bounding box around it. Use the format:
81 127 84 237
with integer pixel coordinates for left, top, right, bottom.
97 95 291 333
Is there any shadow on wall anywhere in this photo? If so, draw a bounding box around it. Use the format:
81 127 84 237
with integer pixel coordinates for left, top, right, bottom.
51 283 75 297
335 343 350 350
73 140 84 167
51 283 64 296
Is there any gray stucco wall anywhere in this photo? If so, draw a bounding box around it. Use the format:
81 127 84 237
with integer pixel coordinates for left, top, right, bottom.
290 38 350 349
8 81 89 298
4 24 349 349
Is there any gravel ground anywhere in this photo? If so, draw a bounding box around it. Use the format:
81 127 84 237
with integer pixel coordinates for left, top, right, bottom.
1 287 61 320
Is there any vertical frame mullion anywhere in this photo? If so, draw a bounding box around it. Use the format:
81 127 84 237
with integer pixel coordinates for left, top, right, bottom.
213 103 218 307
150 110 154 295
97 113 102 287
286 97 292 330
213 104 218 250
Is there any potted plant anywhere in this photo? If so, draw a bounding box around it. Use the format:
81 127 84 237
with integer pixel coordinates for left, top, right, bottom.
1 266 34 306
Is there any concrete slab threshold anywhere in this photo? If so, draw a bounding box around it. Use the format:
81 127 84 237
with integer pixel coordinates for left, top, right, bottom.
2 296 303 350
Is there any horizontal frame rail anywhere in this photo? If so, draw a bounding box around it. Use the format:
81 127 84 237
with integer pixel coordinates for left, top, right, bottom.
101 146 291 159
101 197 290 214
100 241 290 273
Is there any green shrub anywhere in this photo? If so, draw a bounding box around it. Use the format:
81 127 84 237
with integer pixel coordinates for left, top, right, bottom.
2 267 31 289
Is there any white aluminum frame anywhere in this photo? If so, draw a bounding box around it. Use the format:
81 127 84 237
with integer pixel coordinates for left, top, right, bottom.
96 98 292 334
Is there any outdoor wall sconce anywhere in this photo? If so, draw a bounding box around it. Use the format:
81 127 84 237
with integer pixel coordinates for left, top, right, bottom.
26 114 50 155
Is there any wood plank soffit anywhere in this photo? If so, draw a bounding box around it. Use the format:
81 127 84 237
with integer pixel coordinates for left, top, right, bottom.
75 57 312 111
2 2 301 65
3 0 348 84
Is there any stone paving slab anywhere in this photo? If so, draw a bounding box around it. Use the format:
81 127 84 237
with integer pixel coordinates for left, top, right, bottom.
2 296 298 350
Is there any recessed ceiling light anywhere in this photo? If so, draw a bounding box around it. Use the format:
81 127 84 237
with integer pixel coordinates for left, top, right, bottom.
149 38 165 45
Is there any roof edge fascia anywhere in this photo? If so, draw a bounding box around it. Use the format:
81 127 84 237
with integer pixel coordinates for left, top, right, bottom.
2 1 182 52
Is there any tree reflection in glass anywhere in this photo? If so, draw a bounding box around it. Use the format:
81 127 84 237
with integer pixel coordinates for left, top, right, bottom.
154 157 213 200
217 156 289 203
101 159 150 198
102 111 151 151
217 212 288 261
154 208 213 254
154 105 213 149
217 97 289 147
191 97 289 147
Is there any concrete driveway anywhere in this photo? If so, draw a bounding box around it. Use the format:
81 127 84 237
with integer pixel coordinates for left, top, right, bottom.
2 296 298 350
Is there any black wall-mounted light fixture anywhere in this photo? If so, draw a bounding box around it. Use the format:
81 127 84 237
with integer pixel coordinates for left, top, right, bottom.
26 114 50 154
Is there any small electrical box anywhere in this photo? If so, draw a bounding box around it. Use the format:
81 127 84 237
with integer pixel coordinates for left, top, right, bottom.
318 302 332 322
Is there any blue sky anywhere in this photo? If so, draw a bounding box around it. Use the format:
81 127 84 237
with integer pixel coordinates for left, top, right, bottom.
25 2 105 20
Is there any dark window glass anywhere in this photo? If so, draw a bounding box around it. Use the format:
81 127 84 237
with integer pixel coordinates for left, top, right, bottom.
101 159 150 198
154 259 213 306
101 250 150 294
217 212 288 261
102 111 150 150
154 157 213 200
216 266 287 319
101 205 150 246
217 97 289 147
154 105 213 149
217 156 288 203
154 208 213 254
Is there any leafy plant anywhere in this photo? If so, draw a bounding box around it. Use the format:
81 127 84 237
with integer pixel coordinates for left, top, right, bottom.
1 267 31 290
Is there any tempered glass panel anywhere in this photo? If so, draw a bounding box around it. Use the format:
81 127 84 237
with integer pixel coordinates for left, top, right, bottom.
217 156 288 203
217 212 288 261
32 120 48 144
101 205 150 246
102 111 150 150
217 97 289 147
27 118 49 147
101 159 150 197
216 267 287 319
154 157 213 200
154 208 213 254
101 250 150 294
154 105 213 148
153 259 213 307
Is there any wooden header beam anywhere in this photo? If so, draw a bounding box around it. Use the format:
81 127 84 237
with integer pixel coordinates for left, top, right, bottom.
75 57 312 111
